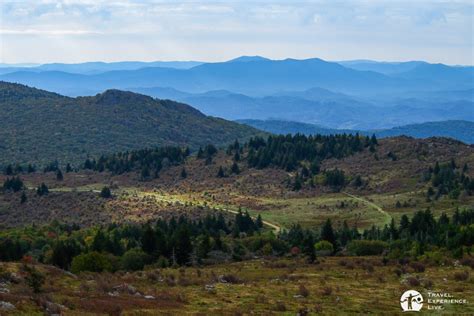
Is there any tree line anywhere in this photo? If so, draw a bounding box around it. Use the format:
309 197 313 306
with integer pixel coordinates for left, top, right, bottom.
1 207 472 272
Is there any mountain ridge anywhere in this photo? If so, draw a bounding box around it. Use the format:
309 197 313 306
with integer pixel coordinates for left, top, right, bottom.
0 82 262 166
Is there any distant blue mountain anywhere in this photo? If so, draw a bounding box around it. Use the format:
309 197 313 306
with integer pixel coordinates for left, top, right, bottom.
2 56 471 98
337 60 428 74
227 56 271 63
0 60 203 76
1 56 472 130
131 87 474 130
238 119 474 144
0 57 431 96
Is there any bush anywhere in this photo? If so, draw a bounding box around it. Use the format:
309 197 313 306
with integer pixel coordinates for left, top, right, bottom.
298 284 310 297
314 240 334 255
347 240 388 256
120 248 150 271
71 252 113 273
460 258 474 269
410 262 426 273
100 187 112 198
321 286 333 296
275 301 286 312
406 276 420 287
453 271 469 282
23 265 45 293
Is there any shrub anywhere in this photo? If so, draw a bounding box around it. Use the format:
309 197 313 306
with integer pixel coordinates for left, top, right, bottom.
410 262 426 273
298 284 310 297
262 243 273 256
120 248 151 271
71 252 113 273
460 258 474 269
420 250 444 265
23 265 45 293
156 256 169 268
275 301 286 311
423 279 434 289
321 286 332 296
220 274 242 284
406 276 420 287
314 240 334 255
347 240 388 256
100 187 112 198
453 271 469 282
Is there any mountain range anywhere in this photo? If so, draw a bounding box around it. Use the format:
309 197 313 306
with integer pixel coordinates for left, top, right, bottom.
0 56 472 131
1 56 472 97
128 87 473 130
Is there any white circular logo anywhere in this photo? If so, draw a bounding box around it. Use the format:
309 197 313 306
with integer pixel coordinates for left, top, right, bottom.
400 290 423 312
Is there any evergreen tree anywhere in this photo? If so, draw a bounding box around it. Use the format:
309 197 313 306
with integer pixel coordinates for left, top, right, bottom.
255 214 263 229
231 162 240 174
36 183 49 196
217 166 225 178
321 219 336 246
302 233 316 263
20 191 27 204
91 229 107 252
100 187 112 198
180 167 187 179
141 225 157 256
173 226 193 265
56 169 63 181
66 163 73 173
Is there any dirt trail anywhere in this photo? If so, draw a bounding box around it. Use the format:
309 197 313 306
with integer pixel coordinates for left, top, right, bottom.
342 191 392 225
141 191 282 233
29 184 283 233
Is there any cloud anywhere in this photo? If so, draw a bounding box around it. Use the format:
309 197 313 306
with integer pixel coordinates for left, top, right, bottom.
0 29 103 35
0 0 472 64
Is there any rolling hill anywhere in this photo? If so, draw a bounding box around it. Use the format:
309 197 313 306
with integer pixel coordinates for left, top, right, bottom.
0 82 262 166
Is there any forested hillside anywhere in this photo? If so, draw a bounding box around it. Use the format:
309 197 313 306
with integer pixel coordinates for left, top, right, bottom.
0 82 262 166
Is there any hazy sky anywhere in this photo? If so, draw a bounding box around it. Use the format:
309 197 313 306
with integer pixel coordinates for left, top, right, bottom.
1 0 473 65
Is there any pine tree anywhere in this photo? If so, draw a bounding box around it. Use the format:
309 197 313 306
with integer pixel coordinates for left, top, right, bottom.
36 183 49 196
255 214 263 229
20 191 27 204
233 151 240 162
321 219 336 246
302 233 316 263
173 226 193 265
180 167 187 179
231 162 240 174
100 186 112 198
56 169 63 181
217 166 225 178
141 225 157 255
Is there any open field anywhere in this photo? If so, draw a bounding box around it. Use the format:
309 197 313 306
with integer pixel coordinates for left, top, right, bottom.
1 257 472 315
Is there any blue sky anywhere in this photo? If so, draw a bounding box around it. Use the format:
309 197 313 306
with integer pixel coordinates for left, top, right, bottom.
0 0 473 65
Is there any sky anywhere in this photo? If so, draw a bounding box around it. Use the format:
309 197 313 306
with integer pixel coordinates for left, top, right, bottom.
0 0 473 65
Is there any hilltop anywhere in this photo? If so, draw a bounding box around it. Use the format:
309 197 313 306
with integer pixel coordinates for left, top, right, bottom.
0 82 262 166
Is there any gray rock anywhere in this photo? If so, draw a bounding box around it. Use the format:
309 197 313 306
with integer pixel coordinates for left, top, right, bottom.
0 301 15 311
